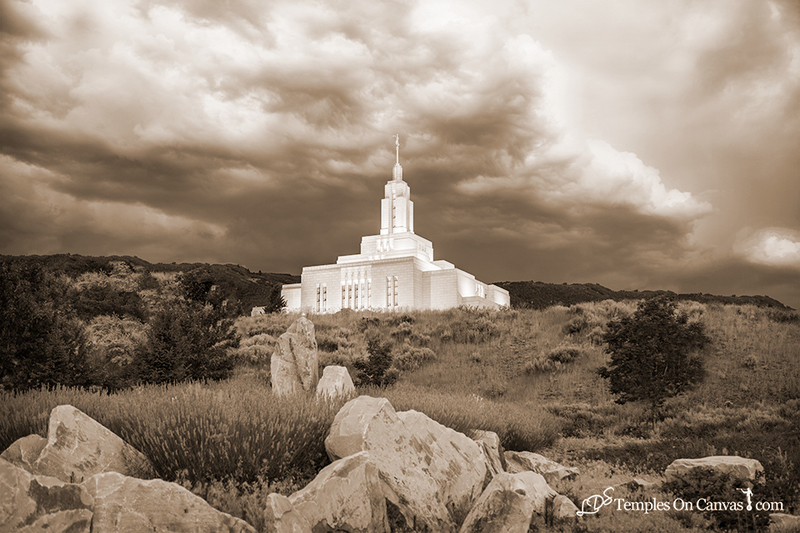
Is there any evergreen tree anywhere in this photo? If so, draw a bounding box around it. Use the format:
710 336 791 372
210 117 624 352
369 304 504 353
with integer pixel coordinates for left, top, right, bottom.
598 297 709 421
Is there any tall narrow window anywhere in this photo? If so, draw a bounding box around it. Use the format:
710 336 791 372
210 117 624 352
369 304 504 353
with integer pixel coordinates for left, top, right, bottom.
394 276 399 307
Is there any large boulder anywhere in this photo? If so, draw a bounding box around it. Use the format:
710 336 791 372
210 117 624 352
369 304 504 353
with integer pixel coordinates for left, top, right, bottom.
1 434 47 473
289 451 389 533
471 430 506 486
325 396 486 532
263 493 312 533
272 317 319 396
664 456 764 486
33 405 156 483
0 457 93 532
457 472 536 533
85 471 256 533
316 365 356 400
504 451 578 485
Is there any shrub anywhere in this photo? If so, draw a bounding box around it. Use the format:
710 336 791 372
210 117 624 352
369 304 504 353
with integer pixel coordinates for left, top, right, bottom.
392 344 437 372
525 344 584 374
352 329 396 386
598 297 709 421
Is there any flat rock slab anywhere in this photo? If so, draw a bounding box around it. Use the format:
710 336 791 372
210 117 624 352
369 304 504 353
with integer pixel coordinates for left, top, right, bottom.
33 405 156 483
665 456 764 485
325 396 486 533
85 471 256 533
504 451 578 485
0 457 93 532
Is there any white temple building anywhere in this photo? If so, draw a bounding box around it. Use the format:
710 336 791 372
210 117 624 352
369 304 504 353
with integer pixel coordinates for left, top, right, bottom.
282 137 510 312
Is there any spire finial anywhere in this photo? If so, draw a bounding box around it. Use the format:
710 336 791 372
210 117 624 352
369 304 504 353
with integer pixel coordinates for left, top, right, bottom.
392 134 403 181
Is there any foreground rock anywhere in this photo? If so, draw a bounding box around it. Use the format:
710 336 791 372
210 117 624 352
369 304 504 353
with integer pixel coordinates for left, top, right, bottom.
316 365 356 400
263 494 312 533
85 472 256 533
32 405 156 484
551 494 579 523
770 513 800 531
0 457 93 532
664 456 764 486
471 430 506 486
0 434 47 473
325 396 486 532
272 317 319 396
289 451 389 533
505 451 579 485
457 472 536 533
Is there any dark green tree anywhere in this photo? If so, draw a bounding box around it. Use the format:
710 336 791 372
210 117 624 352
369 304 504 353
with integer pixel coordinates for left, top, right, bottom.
265 284 287 314
135 301 235 384
0 263 87 390
598 297 709 422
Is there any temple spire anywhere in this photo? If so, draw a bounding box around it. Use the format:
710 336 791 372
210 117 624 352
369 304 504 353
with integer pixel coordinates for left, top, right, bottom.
392 134 403 181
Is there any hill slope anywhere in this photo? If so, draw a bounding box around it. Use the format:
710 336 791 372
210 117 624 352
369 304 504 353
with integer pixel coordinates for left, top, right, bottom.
494 280 791 310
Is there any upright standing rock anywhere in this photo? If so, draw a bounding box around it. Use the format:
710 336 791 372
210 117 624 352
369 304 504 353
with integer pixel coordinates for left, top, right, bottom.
271 317 319 396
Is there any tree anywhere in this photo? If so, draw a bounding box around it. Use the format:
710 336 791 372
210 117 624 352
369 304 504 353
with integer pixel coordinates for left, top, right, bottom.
0 263 87 390
598 297 709 421
134 300 235 384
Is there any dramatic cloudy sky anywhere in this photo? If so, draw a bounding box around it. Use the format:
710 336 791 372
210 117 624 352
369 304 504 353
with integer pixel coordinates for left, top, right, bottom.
2 0 799 308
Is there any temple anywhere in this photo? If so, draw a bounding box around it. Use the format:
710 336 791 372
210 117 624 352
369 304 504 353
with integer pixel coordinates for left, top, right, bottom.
282 136 509 312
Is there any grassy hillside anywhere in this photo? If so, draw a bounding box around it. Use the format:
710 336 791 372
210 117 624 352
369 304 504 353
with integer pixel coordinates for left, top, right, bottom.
2 302 799 531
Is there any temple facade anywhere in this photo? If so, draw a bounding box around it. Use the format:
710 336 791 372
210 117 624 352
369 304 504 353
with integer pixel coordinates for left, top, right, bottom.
282 137 509 312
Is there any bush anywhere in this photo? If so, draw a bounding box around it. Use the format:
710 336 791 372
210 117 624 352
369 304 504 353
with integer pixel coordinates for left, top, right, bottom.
392 344 437 372
352 329 396 386
525 344 584 374
598 297 709 420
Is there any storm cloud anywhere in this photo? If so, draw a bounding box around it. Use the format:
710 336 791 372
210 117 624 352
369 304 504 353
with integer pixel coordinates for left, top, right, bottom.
1 0 798 307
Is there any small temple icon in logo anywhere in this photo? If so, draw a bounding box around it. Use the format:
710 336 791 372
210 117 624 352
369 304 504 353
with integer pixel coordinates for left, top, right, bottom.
282 136 510 312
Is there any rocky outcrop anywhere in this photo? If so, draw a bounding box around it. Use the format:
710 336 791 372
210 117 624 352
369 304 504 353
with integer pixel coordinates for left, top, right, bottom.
316 365 356 400
289 451 389 533
505 451 579 485
85 471 256 533
0 434 47 473
271 317 319 396
471 430 505 486
664 456 764 486
325 395 486 532
457 472 537 533
0 457 93 533
32 405 156 483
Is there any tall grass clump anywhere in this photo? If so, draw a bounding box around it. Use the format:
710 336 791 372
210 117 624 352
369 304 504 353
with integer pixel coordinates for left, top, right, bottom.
0 377 351 485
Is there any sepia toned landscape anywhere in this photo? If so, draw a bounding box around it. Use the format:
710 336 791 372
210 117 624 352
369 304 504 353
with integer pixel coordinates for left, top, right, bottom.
2 255 798 531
